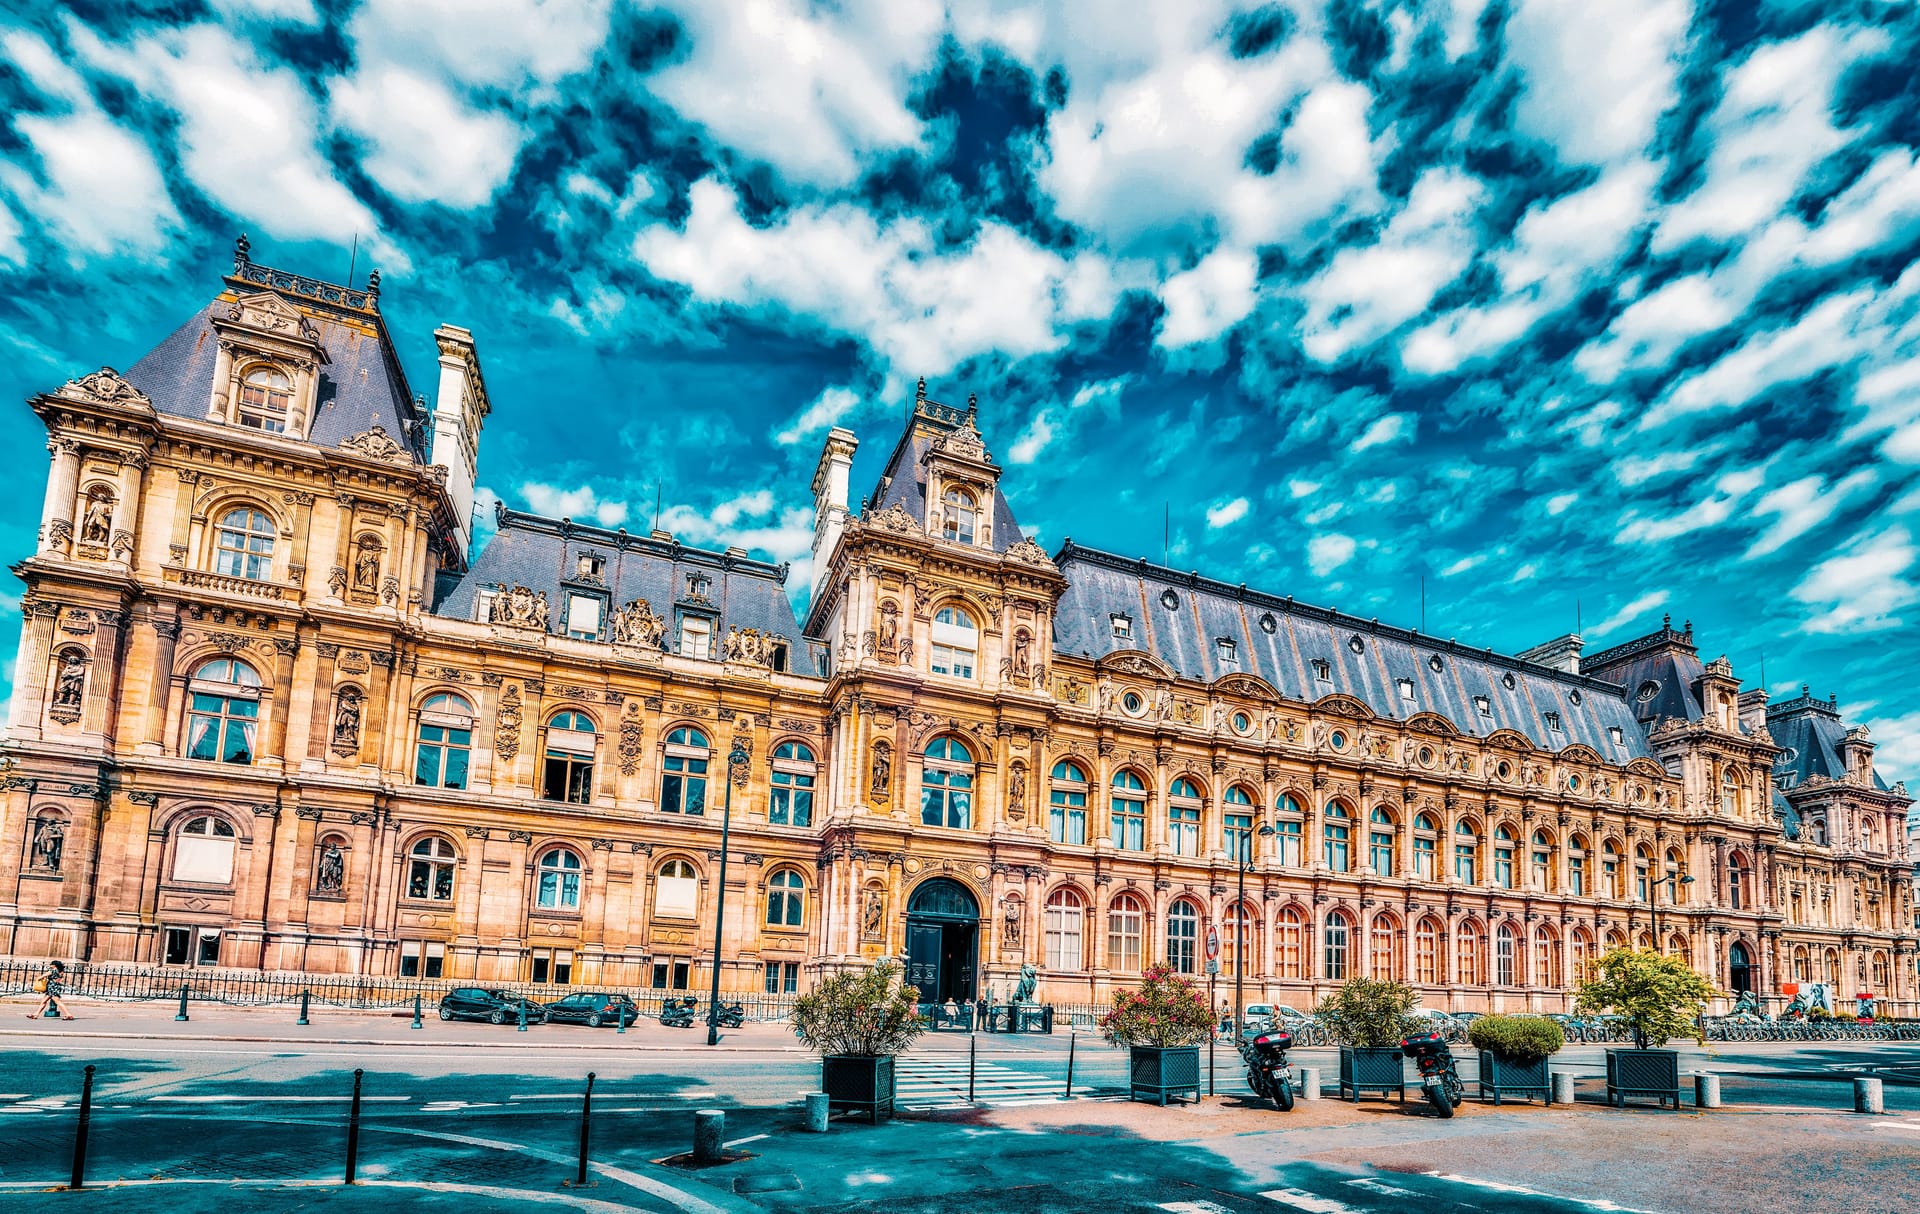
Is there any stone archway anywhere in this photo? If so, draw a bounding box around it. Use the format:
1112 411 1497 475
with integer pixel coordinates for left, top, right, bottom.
904 877 979 1004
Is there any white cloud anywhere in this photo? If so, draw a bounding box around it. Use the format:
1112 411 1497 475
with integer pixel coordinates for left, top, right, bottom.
633 177 1118 375
1744 470 1878 559
1590 590 1670 638
210 0 320 24
1860 710 1920 786
330 67 521 208
520 481 628 528
1792 526 1918 634
1645 288 1875 427
1349 413 1413 453
0 197 22 267
656 494 817 579
1573 272 1735 382
346 0 612 93
1288 479 1321 499
1440 554 1486 577
1157 247 1257 348
1505 0 1690 165
1206 497 1249 529
1308 533 1356 577
1545 492 1579 515
711 489 775 527
1613 444 1718 488
775 386 864 447
1615 467 1765 544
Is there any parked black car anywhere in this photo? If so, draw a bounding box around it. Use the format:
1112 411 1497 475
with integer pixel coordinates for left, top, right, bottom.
438 987 547 1025
544 991 640 1028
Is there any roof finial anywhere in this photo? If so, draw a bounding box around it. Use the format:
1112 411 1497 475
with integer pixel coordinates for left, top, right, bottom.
1684 618 1693 637
1662 612 1671 630
915 376 926 403
234 232 252 269
967 391 977 417
366 268 381 305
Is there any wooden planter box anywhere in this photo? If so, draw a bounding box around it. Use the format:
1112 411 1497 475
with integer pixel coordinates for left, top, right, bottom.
1129 1044 1201 1105
1339 1046 1406 1102
822 1054 895 1123
1605 1048 1681 1110
1477 1050 1552 1105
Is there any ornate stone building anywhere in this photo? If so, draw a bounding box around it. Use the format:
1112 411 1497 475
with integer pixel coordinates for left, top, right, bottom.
2 248 1912 1012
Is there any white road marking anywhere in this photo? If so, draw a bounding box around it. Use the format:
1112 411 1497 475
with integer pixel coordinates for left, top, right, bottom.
1867 1121 1920 1135
1159 1202 1236 1213
1345 1178 1418 1197
1423 1172 1660 1212
721 1132 768 1148
1258 1189 1363 1213
148 1094 411 1103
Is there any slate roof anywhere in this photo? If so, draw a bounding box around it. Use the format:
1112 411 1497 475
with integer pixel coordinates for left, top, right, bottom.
122 266 427 462
1050 543 1652 760
865 390 1022 553
1581 618 1707 729
1767 690 1892 793
434 507 823 672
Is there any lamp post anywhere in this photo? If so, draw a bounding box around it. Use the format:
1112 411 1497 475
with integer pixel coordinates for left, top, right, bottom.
1653 872 1696 954
1234 819 1276 1038
707 740 751 1045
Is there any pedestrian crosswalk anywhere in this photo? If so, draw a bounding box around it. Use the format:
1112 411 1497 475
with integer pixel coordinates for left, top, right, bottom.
894 1052 1082 1110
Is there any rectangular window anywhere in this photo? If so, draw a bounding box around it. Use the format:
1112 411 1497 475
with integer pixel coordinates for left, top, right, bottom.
763 961 799 993
565 595 602 640
1049 788 1088 845
1570 854 1586 895
1311 659 1332 682
1494 849 1514 889
1110 614 1132 640
1370 832 1394 876
1531 849 1550 890
195 929 222 967
1216 638 1237 664
673 959 690 990
1168 804 1199 856
398 940 445 979
474 590 497 623
769 771 814 826
1414 836 1436 879
1274 819 1302 867
1544 711 1563 732
1111 798 1145 850
652 961 670 989
163 927 191 967
1474 696 1492 717
1397 678 1415 701
655 874 699 919
930 642 975 678
1223 814 1252 863
1455 845 1477 885
679 616 711 659
1043 903 1083 971
530 948 574 985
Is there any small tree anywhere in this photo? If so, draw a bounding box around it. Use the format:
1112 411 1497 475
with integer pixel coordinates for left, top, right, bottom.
1468 1014 1565 1064
1098 964 1216 1047
1315 977 1420 1048
1574 948 1717 1049
791 960 926 1057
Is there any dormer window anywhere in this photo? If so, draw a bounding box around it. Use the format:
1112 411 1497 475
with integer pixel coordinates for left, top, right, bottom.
1608 726 1625 747
237 367 293 432
565 594 602 641
1216 637 1237 664
1397 678 1415 702
1544 711 1563 732
1311 658 1332 682
573 552 606 582
1111 613 1132 640
1474 695 1493 717
679 615 711 659
685 572 712 601
940 487 977 544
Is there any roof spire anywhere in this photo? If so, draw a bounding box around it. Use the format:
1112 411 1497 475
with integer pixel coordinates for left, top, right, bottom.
367 268 381 307
234 232 252 271
915 376 926 403
966 390 978 417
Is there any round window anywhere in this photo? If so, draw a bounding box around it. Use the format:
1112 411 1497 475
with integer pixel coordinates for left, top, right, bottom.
1122 691 1144 715
1569 689 1583 706
1502 672 1517 690
1259 613 1277 634
1418 745 1435 767
1160 589 1180 610
1568 774 1582 792
1636 680 1660 702
1428 654 1444 673
1348 635 1365 654
1496 760 1513 780
1330 729 1348 751
1232 711 1251 734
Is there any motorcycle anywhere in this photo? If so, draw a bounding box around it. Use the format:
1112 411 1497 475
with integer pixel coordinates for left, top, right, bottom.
1238 1027 1296 1111
1401 1032 1464 1118
709 1000 745 1029
659 996 698 1028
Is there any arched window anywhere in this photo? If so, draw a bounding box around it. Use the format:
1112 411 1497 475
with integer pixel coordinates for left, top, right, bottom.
1324 910 1352 981
1663 849 1686 903
1368 808 1395 876
1568 833 1589 895
171 814 237 884
1166 899 1200 974
1602 840 1624 899
1635 929 1655 951
1792 945 1809 982
940 486 978 544
1413 813 1437 879
1273 794 1304 866
1107 892 1145 972
1223 786 1255 861
1110 770 1147 850
186 657 262 764
1666 932 1689 962
542 711 597 804
1728 854 1750 910
1533 924 1561 988
1633 845 1652 903
415 693 474 789
1570 926 1595 983
1370 914 1401 981
1049 760 1089 845
920 736 974 828
1531 830 1555 892
536 848 582 910
236 366 293 432
1414 916 1441 984
1276 905 1305 978
1604 927 1627 951
1458 920 1486 984
1496 922 1518 986
1454 820 1479 884
1493 825 1516 889
1168 777 1203 856
214 507 276 580
655 858 699 919
1809 816 1828 846
930 605 977 678
765 868 805 928
1823 948 1839 983
1872 950 1890 989
1720 766 1739 815
1044 888 1086 970
769 741 815 826
659 725 708 814
406 836 456 901
1223 900 1257 977
1323 803 1351 872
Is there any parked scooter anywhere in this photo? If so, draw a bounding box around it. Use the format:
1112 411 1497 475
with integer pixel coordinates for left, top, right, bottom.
709 1000 745 1029
659 996 698 1028
1238 1027 1296 1111
1401 1032 1464 1118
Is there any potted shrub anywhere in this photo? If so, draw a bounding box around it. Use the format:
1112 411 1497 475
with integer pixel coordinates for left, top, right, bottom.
1099 964 1216 1105
1468 1014 1562 1105
791 959 925 1123
1316 978 1419 1102
1574 947 1715 1111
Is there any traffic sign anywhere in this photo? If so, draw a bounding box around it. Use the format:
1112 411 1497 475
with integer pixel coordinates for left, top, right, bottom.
1204 924 1220 961
1206 958 1221 975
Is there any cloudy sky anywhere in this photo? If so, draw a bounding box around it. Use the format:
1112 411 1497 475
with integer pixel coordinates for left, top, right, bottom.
2 0 1918 782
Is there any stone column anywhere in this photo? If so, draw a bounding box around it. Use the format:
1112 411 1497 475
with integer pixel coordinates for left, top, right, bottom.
111 451 145 567
264 636 298 768
39 438 80 554
207 340 235 420
5 601 57 738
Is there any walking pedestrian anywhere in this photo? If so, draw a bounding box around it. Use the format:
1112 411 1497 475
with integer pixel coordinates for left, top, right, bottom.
30 959 75 1021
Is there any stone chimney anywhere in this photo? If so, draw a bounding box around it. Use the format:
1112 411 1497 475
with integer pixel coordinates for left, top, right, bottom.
430 324 490 561
810 426 858 576
1517 633 1583 675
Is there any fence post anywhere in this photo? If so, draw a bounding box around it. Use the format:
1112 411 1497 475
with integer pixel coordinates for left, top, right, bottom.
968 1035 977 1103
576 1071 596 1186
68 1064 95 1190
174 983 189 1023
1065 1031 1076 1098
297 989 311 1027
345 1068 364 1185
411 994 423 1030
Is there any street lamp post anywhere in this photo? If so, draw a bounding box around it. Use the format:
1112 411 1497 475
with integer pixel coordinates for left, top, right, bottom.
1234 819 1276 1038
707 740 751 1045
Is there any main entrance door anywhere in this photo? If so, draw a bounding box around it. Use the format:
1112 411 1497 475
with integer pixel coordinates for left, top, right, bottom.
904 878 979 1004
1729 942 1753 996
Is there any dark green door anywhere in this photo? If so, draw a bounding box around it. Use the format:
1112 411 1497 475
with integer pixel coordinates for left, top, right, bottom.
905 922 944 997
904 877 980 1004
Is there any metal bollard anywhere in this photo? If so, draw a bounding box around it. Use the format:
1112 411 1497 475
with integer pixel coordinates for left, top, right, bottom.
345 1068 364 1185
174 983 189 1023
968 1035 977 1103
1299 1066 1321 1101
616 1003 627 1034
1065 1031 1076 1098
1854 1077 1884 1114
576 1072 596 1186
693 1109 725 1164
1695 1074 1721 1109
297 989 311 1027
518 999 528 1033
411 994 423 1030
1551 1070 1575 1105
803 1092 829 1133
69 1064 95 1191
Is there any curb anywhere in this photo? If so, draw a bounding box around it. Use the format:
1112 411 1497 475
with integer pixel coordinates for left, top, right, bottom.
0 1027 809 1052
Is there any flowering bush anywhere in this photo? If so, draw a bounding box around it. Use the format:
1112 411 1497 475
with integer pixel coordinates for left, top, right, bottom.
791 960 927 1056
1098 964 1216 1047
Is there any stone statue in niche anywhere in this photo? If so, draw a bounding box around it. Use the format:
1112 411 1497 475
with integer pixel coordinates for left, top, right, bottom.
80 491 112 545
353 539 381 594
1007 763 1027 821
898 635 914 664
52 652 86 713
314 843 344 895
1002 899 1023 948
1011 628 1031 677
870 741 892 801
609 598 665 648
331 690 363 756
29 817 64 872
878 600 899 649
861 889 885 940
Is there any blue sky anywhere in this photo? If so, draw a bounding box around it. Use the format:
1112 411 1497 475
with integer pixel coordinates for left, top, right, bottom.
2 1 1918 782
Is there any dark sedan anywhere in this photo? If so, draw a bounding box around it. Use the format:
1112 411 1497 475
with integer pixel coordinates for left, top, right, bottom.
543 991 640 1028
437 987 547 1025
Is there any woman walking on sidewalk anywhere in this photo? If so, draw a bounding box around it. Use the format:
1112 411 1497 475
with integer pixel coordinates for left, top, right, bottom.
30 960 75 1020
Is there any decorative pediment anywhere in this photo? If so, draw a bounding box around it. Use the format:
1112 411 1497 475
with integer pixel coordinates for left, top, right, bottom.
1213 672 1281 703
59 367 151 408
863 501 920 534
931 416 990 463
1558 743 1604 765
1484 728 1536 751
1004 536 1054 567
338 425 412 463
1097 649 1175 680
1404 711 1459 736
1626 757 1668 779
225 290 319 343
1310 692 1374 719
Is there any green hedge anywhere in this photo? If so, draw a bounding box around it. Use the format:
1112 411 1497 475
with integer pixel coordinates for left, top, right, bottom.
1467 1014 1564 1063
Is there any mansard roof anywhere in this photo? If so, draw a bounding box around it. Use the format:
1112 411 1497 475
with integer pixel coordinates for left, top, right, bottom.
1767 689 1893 793
865 386 1022 554
434 506 822 669
122 244 427 462
1050 543 1651 759
1582 616 1708 729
